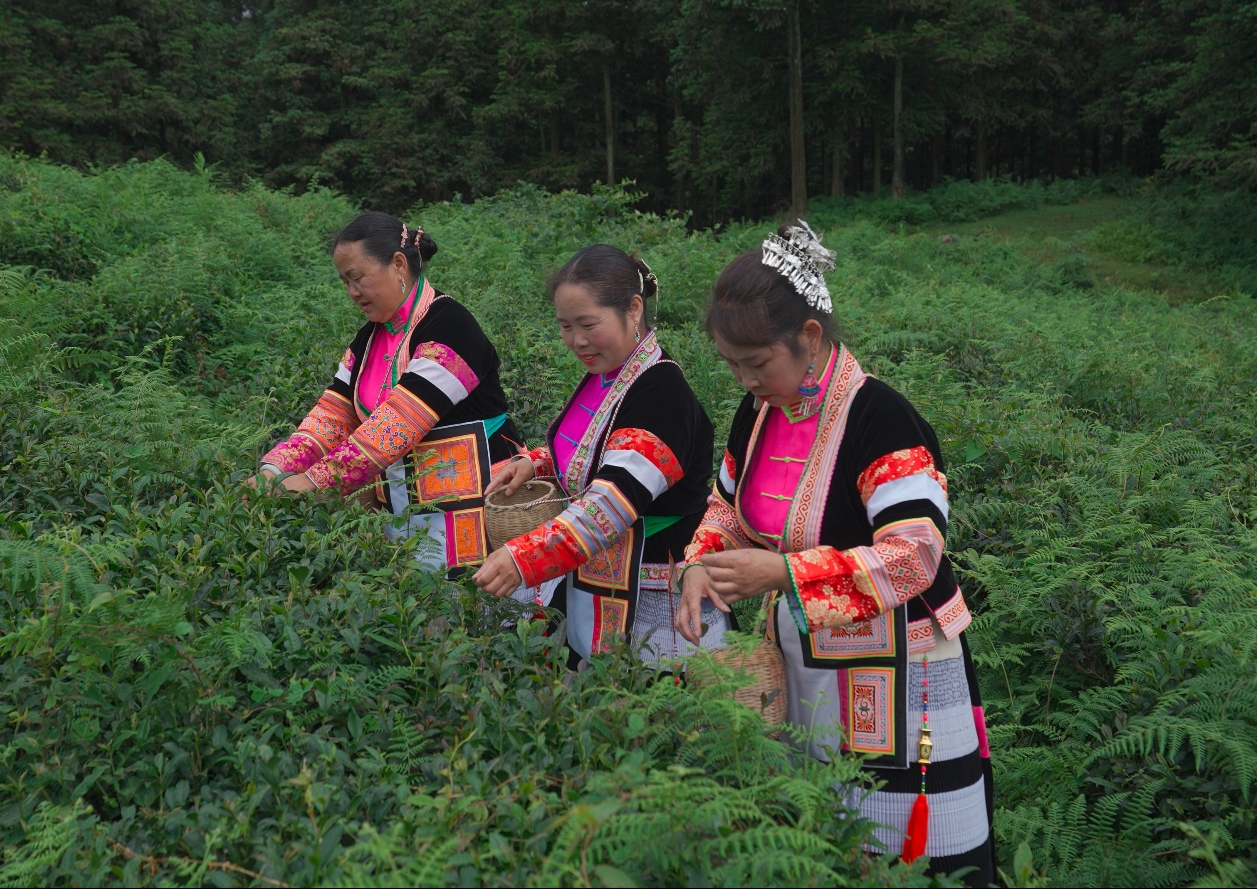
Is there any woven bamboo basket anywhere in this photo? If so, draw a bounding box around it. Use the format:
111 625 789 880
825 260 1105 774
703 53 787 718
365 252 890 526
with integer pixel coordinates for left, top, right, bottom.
691 592 787 725
485 480 567 550
350 483 383 512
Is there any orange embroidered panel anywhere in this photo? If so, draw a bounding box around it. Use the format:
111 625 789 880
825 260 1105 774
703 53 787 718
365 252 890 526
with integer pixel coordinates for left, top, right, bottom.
591 595 629 655
413 432 483 505
445 507 488 567
576 527 636 591
847 668 896 755
350 387 440 470
856 445 948 505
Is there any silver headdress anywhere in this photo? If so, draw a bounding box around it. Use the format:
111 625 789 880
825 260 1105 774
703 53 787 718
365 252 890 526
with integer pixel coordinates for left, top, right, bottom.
761 220 837 314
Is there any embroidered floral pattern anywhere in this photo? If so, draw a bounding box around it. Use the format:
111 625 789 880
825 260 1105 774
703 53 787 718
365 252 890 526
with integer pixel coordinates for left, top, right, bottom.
782 515 946 632
603 427 684 487
682 493 759 566
262 390 358 472
411 341 480 393
856 445 947 505
784 546 879 629
527 446 555 478
342 348 355 372
305 438 380 491
307 387 440 493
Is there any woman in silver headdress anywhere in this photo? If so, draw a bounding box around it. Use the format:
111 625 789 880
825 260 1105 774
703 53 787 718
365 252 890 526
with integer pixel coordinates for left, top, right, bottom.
676 223 994 883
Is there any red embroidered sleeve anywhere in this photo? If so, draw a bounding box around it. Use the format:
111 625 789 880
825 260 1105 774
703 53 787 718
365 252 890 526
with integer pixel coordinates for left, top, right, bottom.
527 446 555 479
306 387 440 493
262 390 359 473
504 478 638 586
600 427 684 496
856 446 948 523
681 490 760 567
782 516 946 632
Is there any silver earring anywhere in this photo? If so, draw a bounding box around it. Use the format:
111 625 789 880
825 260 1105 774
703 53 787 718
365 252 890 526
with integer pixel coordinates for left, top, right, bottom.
400 276 407 297
634 321 641 342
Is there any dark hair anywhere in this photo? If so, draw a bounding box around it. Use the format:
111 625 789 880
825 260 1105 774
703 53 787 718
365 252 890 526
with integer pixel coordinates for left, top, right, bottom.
333 210 438 277
546 244 658 326
706 225 836 355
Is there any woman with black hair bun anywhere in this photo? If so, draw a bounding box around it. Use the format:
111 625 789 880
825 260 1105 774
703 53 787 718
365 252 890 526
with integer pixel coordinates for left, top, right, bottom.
256 210 524 573
674 222 994 883
471 244 730 667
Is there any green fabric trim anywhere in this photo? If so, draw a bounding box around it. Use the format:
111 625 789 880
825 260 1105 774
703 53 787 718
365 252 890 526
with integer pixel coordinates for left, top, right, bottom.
643 514 684 538
781 554 810 635
483 412 508 439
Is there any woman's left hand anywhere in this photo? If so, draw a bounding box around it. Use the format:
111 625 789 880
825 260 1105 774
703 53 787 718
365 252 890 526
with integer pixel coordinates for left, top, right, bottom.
700 549 790 602
473 548 523 598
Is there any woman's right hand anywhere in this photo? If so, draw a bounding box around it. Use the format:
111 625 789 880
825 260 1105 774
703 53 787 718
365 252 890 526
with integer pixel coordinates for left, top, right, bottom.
484 456 536 496
675 565 731 645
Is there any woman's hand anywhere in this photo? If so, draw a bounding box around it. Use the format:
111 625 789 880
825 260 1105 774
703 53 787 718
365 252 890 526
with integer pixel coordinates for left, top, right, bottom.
244 468 277 490
484 457 535 497
675 565 727 645
473 547 523 598
281 473 317 493
700 549 789 604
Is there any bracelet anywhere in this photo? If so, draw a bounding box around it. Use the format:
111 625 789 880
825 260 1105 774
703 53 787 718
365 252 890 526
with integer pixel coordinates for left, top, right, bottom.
674 562 708 594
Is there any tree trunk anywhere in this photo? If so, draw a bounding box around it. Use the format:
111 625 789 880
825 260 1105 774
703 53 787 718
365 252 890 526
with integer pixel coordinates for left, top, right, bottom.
872 111 882 194
787 2 807 219
891 56 905 198
831 121 845 196
975 121 987 181
603 60 615 184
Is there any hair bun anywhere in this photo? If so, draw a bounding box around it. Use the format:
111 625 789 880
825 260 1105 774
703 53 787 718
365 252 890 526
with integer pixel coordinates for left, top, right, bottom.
629 255 659 299
416 231 438 263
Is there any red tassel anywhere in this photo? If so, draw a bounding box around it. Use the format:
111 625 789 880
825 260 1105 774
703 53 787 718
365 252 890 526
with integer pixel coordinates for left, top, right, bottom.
901 792 929 863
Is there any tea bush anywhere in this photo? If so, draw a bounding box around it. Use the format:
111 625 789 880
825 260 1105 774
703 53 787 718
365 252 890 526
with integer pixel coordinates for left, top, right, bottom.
1 154 1255 886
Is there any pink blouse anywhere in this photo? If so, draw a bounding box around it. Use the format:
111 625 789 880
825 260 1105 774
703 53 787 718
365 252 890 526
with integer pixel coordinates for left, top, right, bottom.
740 345 839 547
553 367 622 478
356 282 419 414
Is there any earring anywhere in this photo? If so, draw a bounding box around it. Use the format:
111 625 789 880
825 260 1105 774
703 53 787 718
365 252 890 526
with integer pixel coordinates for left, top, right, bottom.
634 321 641 342
798 361 820 397
793 360 821 419
399 276 407 298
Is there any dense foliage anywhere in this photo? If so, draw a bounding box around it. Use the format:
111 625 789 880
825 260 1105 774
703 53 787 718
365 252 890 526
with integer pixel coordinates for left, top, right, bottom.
2 0 1255 224
1 156 1256 886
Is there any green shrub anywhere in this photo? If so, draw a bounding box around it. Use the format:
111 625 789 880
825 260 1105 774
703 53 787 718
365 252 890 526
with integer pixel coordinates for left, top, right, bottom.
2 154 1255 886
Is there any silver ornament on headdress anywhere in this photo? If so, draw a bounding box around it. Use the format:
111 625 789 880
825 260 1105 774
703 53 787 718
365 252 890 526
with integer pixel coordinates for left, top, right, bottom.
761 220 837 314
400 223 409 249
636 259 660 300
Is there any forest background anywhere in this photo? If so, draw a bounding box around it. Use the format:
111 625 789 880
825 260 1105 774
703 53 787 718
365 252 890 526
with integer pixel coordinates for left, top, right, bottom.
2 0 1256 223
2 0 1257 887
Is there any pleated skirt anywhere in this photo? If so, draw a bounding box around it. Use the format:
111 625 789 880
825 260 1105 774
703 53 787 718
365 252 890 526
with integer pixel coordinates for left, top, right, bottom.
857 633 994 886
